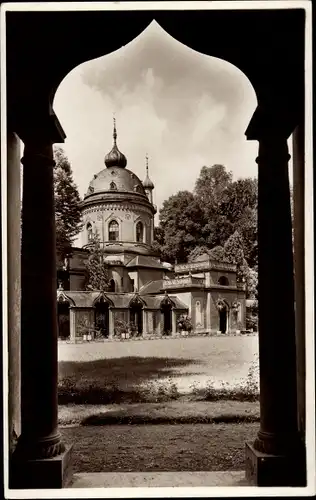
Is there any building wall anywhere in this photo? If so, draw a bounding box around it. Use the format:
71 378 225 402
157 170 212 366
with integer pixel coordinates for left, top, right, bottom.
70 272 86 291
208 269 236 286
81 202 154 247
109 267 124 292
191 291 207 331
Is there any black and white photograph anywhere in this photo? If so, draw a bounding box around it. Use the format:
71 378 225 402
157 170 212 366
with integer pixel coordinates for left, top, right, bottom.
1 1 315 497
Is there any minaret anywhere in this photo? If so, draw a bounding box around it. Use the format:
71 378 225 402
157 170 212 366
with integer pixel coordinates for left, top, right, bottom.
142 153 154 204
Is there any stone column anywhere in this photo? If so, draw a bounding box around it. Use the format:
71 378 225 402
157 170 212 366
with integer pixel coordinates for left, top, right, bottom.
108 308 114 339
245 135 305 486
69 308 76 342
171 310 177 335
11 140 72 488
206 292 211 332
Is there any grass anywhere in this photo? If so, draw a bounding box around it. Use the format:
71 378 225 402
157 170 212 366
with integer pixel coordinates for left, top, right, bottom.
61 423 258 472
58 337 259 404
58 400 260 426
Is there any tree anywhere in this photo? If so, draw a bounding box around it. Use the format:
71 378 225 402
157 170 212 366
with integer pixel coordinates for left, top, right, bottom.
188 245 227 263
84 232 110 292
220 178 258 267
151 226 165 258
54 146 82 259
195 164 232 208
223 230 248 281
155 164 258 266
223 230 257 298
158 191 206 263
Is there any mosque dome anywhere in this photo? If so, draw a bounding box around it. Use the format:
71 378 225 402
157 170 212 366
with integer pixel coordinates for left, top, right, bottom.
84 117 147 198
86 166 146 196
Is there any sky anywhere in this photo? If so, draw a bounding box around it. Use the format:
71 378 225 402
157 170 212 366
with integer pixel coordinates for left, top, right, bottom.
53 20 286 215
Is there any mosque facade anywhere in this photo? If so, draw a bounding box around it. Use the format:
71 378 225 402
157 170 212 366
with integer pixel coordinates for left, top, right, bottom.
57 121 246 340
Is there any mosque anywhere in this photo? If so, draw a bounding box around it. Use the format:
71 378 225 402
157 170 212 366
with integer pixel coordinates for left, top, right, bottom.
57 120 246 340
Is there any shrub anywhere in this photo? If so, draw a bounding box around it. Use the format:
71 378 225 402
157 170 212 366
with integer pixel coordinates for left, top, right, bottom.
114 318 129 337
139 377 180 402
177 314 193 333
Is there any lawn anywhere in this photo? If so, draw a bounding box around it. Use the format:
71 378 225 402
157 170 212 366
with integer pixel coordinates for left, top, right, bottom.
58 336 259 395
61 423 258 472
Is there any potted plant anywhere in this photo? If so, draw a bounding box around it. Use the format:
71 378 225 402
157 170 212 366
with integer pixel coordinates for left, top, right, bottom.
177 314 193 336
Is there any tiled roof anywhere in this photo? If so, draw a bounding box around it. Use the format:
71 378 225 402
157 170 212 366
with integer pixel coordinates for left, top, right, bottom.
139 279 164 295
126 255 166 269
57 289 188 311
144 294 188 310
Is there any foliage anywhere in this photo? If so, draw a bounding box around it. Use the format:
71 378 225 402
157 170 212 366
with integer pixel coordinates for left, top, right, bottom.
156 191 206 263
53 146 82 259
177 314 193 332
190 357 259 402
114 318 129 336
154 164 258 269
84 232 110 292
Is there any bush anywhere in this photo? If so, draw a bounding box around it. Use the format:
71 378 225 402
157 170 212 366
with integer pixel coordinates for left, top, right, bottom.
58 355 260 404
177 314 193 333
114 318 129 337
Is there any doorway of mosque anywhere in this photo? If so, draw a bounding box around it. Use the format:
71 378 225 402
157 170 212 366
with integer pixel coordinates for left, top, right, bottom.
130 305 143 335
95 299 109 337
161 303 172 335
219 306 228 334
57 301 70 339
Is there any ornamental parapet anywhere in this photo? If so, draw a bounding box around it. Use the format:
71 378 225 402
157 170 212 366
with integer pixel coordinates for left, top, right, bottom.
175 259 236 273
163 276 205 289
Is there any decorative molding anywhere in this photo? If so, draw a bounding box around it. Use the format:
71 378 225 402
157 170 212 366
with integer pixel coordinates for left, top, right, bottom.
82 202 153 217
175 260 236 273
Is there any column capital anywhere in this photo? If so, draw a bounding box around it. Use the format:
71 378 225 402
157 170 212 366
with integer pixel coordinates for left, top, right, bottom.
21 152 55 168
255 136 291 164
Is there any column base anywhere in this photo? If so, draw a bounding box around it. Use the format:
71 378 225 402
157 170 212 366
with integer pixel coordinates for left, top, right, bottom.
10 444 73 489
245 442 306 487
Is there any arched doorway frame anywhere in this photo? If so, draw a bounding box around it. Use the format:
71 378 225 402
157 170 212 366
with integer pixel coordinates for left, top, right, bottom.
57 291 75 340
129 293 146 336
93 293 113 338
7 7 307 489
216 297 230 334
160 293 175 335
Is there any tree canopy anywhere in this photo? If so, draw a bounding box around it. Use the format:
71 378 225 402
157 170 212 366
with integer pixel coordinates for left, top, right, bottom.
84 232 110 292
54 147 82 259
154 165 257 266
158 191 206 263
153 164 258 297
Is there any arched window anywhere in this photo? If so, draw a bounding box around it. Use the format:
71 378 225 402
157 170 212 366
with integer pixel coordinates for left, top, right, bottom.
108 220 119 241
136 221 144 243
87 222 93 241
110 181 117 190
218 276 229 286
134 185 142 193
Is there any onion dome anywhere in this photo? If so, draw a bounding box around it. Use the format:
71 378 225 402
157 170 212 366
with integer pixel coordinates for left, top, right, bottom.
104 117 127 168
142 154 154 189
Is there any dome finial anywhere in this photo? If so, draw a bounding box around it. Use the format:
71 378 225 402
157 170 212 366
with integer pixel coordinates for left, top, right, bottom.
143 153 154 190
146 153 149 175
113 113 117 145
104 115 127 168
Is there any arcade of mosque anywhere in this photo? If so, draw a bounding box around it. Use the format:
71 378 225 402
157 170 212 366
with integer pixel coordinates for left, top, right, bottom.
57 120 246 340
